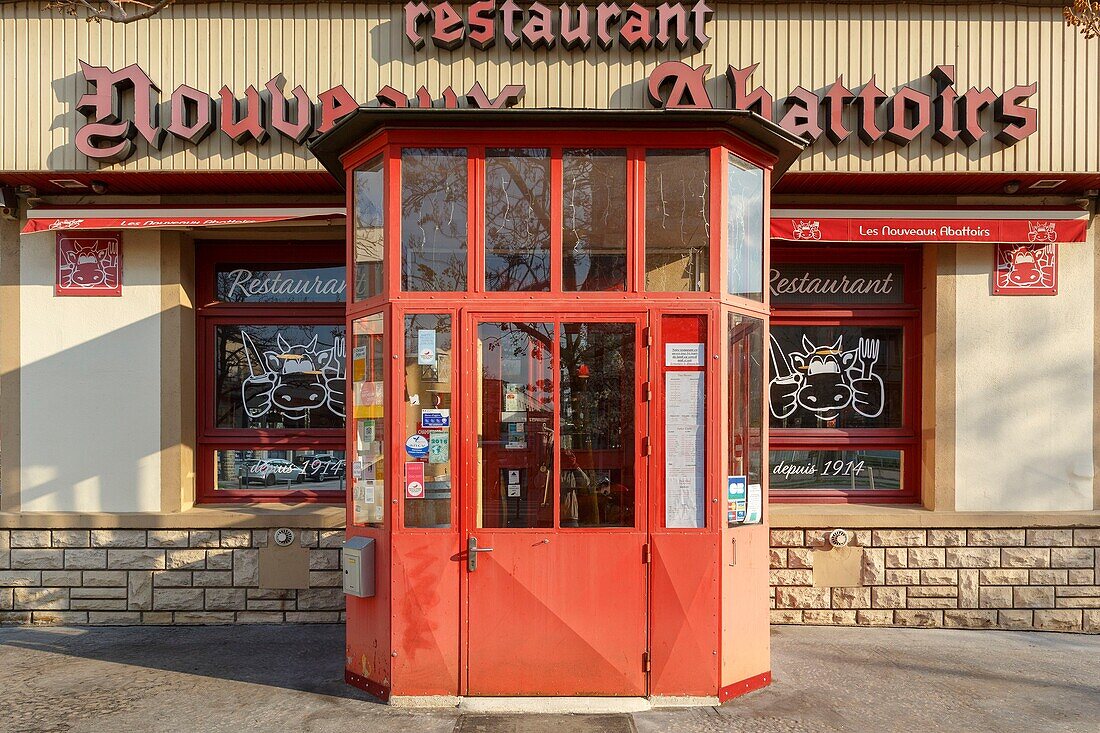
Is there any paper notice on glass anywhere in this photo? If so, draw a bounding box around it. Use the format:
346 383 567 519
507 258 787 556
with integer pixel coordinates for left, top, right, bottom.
417 329 437 365
665 343 705 367
664 371 706 528
353 480 377 525
745 483 763 524
504 383 523 412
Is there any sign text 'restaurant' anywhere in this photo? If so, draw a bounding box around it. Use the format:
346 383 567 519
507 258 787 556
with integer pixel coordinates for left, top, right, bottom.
403 1 713 51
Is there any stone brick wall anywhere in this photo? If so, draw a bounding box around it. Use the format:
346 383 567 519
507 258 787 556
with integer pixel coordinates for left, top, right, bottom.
770 528 1100 633
5 525 1099 632
0 529 345 625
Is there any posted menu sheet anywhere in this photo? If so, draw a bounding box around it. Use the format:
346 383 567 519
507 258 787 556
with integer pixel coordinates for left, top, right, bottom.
664 371 706 528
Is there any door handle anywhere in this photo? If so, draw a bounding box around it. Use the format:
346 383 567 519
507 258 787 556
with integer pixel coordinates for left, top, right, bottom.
467 536 494 572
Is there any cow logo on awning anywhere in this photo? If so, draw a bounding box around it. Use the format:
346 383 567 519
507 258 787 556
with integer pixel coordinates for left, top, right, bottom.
769 334 885 422
1027 221 1057 244
792 220 822 241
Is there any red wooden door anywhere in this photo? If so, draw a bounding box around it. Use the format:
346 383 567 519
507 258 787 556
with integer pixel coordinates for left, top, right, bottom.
462 313 649 696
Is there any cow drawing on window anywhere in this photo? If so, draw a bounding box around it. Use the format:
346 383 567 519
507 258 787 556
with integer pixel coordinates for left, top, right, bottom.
769 334 884 421
240 331 346 423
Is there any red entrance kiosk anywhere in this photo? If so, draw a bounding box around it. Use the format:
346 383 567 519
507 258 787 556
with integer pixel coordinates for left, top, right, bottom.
310 109 804 703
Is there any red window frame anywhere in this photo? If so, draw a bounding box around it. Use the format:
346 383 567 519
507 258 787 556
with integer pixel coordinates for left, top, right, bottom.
769 245 922 504
340 128 779 532
196 241 347 504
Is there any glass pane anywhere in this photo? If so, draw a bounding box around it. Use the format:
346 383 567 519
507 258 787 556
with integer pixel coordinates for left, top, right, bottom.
214 449 346 491
770 449 903 492
645 149 710 292
770 262 905 306
727 155 765 301
477 322 554 528
351 314 386 526
214 325 345 429
485 149 551 292
402 148 468 291
562 149 627 292
559 323 635 528
728 314 764 526
404 314 453 528
768 325 904 429
353 155 385 300
215 264 345 303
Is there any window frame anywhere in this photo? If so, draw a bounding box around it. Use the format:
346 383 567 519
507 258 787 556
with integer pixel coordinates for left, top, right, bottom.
768 245 922 504
338 130 773 307
196 241 347 504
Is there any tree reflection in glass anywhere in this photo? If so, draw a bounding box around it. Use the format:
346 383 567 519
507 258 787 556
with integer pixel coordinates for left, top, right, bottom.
353 156 384 300
485 149 551 291
644 149 710 292
559 322 635 527
402 148 468 291
563 149 628 292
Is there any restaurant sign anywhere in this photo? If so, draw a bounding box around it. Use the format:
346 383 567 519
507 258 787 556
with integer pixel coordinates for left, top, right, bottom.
72 2 1039 164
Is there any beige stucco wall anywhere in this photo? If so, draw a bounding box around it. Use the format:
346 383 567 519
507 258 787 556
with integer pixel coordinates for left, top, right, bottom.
18 230 163 512
0 2 1095 175
954 226 1096 512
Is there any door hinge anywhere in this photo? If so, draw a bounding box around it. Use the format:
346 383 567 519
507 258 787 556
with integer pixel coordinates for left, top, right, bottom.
642 543 651 564
643 381 652 402
643 651 651 672
642 327 652 347
642 436 651 456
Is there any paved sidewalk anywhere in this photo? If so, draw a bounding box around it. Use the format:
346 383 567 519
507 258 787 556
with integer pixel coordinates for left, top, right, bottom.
0 624 1097 733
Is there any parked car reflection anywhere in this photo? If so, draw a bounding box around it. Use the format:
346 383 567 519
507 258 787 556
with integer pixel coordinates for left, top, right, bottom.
294 453 347 489
238 458 305 487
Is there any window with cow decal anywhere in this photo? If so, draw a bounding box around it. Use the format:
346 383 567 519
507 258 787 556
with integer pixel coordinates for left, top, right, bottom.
197 242 347 503
768 245 921 503
215 325 346 429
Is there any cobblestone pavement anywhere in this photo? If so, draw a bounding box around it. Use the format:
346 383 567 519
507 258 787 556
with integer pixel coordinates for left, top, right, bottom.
0 624 1097 733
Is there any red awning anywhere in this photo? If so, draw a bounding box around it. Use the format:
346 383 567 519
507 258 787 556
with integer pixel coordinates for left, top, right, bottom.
771 209 1089 245
21 206 346 234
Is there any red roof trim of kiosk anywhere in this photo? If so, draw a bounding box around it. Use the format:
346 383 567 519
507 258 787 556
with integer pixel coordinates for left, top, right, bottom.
21 206 345 234
771 208 1089 245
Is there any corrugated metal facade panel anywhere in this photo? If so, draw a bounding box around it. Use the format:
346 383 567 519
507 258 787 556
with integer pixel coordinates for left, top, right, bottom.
0 2 1096 175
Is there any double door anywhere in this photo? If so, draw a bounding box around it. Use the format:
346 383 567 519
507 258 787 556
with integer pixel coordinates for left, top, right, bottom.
461 312 649 696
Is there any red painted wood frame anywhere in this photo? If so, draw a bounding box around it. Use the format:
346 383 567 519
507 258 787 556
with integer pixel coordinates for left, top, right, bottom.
196 241 347 503
769 245 922 504
338 128 776 308
340 127 778 697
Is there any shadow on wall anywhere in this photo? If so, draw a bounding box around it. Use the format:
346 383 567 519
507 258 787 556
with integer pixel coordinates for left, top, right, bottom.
952 242 1095 511
12 307 167 514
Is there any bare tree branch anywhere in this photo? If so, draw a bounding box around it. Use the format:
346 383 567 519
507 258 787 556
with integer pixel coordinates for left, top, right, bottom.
1065 0 1100 39
44 0 175 24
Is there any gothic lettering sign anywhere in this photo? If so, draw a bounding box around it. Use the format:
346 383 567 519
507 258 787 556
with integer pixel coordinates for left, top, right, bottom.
73 58 1039 164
